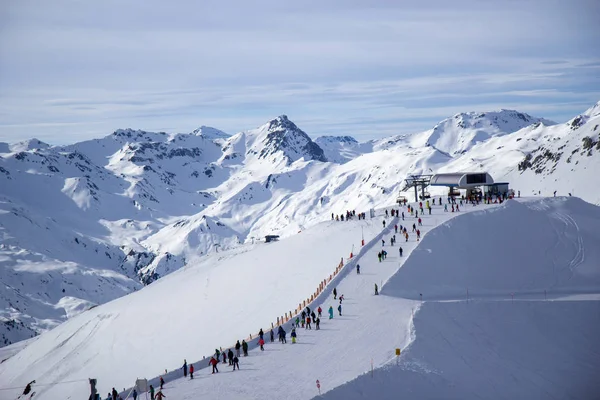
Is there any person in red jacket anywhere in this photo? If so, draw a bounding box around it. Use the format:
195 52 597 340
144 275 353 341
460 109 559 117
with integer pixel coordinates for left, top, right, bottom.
317 306 322 317
189 363 194 379
209 356 219 374
258 338 265 351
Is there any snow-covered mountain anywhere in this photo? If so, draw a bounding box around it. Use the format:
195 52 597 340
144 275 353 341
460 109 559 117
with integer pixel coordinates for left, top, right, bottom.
1 103 599 347
413 109 556 156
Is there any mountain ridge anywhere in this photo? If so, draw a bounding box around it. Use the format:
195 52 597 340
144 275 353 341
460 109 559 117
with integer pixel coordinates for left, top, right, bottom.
1 103 598 346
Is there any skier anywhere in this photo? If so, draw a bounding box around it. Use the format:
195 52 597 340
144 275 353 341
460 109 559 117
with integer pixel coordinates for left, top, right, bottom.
132 389 138 400
306 316 312 329
233 355 240 371
402 212 405 220
259 328 264 340
356 264 360 274
222 350 227 364
291 327 298 343
382 239 385 246
328 305 334 319
270 329 275 342
189 363 194 379
281 328 287 343
149 385 155 400
209 356 219 374
394 224 398 233
315 317 320 330
17 380 35 399
295 316 300 327
338 304 342 316
333 288 337 300
258 337 265 351
554 190 557 197
412 223 416 232
339 294 344 304
215 348 221 359
242 339 249 356
375 283 379 295
112 388 118 400
182 359 188 377
378 251 382 262
416 229 421 241
235 340 241 357
383 220 386 228
444 204 448 212
418 218 422 226
228 349 234 365
311 311 316 322
159 377 164 390
318 306 322 317
155 391 166 400
399 246 403 257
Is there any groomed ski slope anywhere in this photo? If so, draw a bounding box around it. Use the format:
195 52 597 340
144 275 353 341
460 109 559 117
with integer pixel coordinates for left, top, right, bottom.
321 300 600 400
132 197 600 400
2 197 600 399
0 217 384 400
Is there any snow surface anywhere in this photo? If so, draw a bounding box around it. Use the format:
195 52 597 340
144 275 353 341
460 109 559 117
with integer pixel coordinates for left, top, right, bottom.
321 300 600 400
1 102 599 347
1 197 598 399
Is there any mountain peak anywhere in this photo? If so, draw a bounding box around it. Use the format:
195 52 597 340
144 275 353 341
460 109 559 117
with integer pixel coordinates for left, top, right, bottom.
266 115 296 132
583 101 600 118
239 115 327 165
426 109 555 155
191 126 230 139
8 138 51 152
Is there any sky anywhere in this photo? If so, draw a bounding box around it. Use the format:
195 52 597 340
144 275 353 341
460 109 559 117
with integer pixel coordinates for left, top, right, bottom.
1 0 599 144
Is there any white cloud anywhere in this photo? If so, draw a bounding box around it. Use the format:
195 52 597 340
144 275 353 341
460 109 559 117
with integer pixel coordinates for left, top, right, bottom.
0 0 599 143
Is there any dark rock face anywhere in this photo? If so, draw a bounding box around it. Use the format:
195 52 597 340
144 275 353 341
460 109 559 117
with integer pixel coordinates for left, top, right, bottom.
259 115 327 163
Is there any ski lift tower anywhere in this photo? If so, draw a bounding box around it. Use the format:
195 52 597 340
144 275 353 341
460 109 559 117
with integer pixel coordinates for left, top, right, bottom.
401 174 433 202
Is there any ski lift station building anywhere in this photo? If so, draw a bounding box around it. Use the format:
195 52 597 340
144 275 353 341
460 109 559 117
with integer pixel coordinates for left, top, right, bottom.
430 172 510 196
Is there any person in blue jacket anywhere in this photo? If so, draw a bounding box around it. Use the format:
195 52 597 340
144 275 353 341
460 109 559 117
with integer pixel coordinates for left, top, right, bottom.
338 304 342 316
356 264 360 274
291 327 297 343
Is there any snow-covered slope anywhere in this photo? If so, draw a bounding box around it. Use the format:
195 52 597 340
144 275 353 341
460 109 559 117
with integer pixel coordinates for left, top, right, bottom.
322 300 600 400
2 197 598 400
1 102 598 347
315 136 368 163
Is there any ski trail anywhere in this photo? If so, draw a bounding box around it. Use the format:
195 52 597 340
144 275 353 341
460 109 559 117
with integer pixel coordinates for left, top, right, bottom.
550 211 585 284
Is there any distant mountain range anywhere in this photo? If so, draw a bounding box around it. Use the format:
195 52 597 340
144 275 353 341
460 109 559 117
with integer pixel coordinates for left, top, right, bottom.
1 101 599 346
